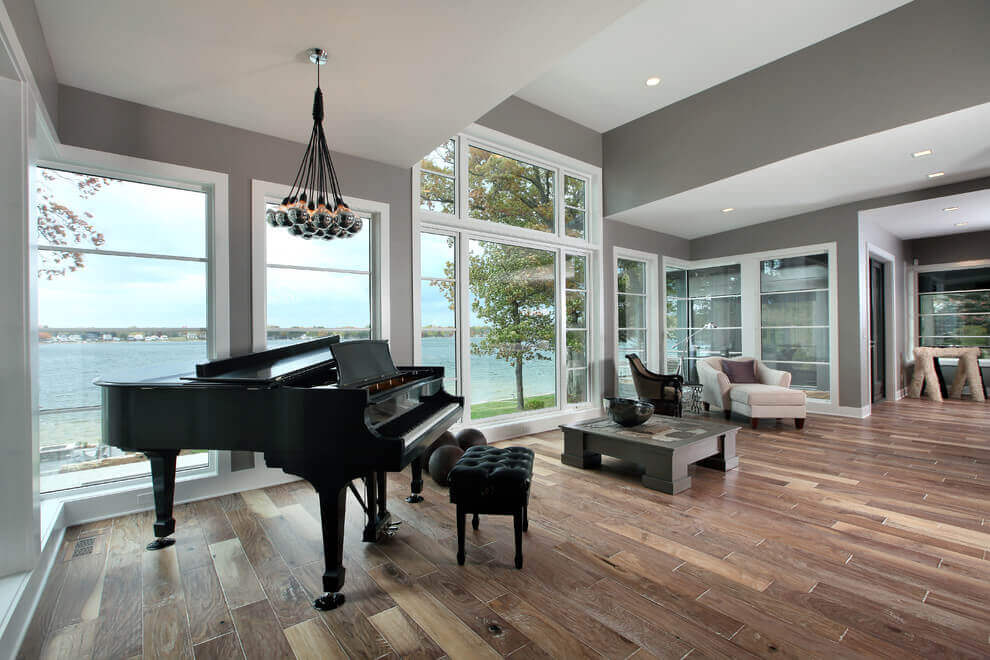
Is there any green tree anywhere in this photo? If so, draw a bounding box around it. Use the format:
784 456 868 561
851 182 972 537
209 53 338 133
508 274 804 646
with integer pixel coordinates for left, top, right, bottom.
468 242 556 409
429 145 568 410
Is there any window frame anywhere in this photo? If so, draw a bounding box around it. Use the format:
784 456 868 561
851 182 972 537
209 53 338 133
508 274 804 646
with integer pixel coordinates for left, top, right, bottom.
250 179 390 352
412 125 603 429
614 247 660 397
664 263 744 383
906 259 990 368
34 144 230 498
663 242 839 411
419 227 460 395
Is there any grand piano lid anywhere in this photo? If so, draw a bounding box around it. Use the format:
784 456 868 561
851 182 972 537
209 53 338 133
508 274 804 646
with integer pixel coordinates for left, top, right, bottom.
331 339 402 388
184 335 340 385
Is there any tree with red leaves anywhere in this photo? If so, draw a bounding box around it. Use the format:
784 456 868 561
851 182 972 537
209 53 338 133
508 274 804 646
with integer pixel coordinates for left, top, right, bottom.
36 170 111 279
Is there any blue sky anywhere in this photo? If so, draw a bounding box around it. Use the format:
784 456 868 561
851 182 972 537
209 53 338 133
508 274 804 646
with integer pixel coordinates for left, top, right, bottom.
37 169 375 328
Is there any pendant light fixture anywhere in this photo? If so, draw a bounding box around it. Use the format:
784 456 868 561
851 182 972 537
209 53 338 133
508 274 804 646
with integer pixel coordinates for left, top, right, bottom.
266 48 362 240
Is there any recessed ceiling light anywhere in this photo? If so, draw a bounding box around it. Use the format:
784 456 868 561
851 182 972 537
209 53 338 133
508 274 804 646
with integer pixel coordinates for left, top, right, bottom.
721 207 735 213
912 149 934 158
943 206 960 211
645 76 661 87
927 171 945 178
954 222 969 227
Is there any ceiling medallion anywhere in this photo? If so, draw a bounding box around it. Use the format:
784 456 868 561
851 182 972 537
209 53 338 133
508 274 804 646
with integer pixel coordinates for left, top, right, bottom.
266 48 361 240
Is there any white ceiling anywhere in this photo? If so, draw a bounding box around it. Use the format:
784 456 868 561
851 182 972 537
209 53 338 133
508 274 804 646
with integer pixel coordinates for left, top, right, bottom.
609 101 990 240
34 0 642 167
517 0 910 133
862 188 990 240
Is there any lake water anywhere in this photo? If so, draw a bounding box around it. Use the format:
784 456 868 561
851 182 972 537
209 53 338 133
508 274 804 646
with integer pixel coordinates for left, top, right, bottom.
39 335 557 411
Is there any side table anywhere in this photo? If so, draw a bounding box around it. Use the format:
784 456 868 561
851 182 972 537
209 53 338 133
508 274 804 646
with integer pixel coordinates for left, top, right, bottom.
683 383 704 414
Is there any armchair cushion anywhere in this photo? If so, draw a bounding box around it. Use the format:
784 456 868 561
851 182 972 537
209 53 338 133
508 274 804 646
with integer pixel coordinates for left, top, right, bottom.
729 384 806 407
722 359 757 383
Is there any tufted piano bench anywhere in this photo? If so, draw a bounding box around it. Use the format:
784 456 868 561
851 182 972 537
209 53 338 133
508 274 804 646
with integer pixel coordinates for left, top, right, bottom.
448 445 534 569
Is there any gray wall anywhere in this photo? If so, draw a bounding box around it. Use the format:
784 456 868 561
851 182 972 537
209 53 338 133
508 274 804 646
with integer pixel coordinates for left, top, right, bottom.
477 95 602 168
603 0 990 216
909 230 990 266
58 85 414 364
602 219 689 397
2 0 58 126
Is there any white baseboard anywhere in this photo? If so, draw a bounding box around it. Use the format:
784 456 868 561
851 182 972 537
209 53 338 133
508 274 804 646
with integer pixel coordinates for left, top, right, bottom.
813 404 871 419
0 511 65 660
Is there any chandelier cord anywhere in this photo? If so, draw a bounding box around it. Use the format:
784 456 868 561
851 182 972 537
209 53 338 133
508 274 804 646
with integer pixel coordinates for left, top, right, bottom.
268 47 361 240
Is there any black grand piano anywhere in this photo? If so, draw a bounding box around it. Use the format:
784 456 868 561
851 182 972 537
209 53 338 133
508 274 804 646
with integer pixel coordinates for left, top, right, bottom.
95 336 463 610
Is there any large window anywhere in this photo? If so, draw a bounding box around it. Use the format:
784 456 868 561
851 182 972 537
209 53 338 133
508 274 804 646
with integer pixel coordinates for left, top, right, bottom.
36 168 212 492
665 264 743 383
468 146 555 233
420 231 458 393
760 254 830 398
263 203 373 345
917 267 990 359
415 133 599 423
469 240 557 419
617 257 651 397
565 254 590 404
419 139 456 214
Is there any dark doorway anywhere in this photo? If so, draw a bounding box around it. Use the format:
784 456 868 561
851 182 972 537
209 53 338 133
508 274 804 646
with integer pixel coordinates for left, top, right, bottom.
869 259 886 402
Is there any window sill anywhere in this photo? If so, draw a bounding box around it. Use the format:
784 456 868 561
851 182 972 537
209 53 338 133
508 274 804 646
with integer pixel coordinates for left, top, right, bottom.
468 405 603 443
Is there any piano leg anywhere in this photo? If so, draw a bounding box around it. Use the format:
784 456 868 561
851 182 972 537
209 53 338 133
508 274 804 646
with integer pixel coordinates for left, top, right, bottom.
376 471 388 520
361 473 378 542
362 472 399 542
406 455 425 503
145 450 179 551
313 485 347 611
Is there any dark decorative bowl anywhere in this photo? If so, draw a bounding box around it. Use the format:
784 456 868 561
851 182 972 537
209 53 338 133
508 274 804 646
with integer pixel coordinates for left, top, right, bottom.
606 397 655 427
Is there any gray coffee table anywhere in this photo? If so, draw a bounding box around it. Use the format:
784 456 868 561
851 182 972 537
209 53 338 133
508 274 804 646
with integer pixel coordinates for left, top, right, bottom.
560 415 740 494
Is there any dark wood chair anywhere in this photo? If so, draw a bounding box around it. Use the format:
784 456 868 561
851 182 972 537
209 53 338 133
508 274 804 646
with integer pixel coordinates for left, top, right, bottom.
625 354 683 417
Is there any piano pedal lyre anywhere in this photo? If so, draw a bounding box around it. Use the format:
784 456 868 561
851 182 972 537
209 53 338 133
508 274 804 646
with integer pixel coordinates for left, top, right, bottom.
313 592 346 611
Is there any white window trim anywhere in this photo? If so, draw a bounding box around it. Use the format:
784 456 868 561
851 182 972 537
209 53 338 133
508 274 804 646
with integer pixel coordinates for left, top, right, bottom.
412 125 603 432
34 143 231 501
664 242 839 413
905 258 990 369
250 179 390 352
614 247 660 395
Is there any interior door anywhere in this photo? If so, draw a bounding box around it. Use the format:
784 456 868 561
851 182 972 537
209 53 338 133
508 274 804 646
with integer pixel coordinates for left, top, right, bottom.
869 259 886 402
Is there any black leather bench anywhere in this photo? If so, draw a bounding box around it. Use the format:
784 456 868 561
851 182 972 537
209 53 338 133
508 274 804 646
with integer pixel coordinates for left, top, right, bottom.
448 446 534 568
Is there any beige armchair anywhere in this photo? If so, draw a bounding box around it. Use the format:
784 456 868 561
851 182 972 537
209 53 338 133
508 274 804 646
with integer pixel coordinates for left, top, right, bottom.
697 357 806 429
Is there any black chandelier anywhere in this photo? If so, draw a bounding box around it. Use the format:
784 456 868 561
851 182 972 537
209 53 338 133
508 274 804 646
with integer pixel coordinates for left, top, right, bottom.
266 48 361 240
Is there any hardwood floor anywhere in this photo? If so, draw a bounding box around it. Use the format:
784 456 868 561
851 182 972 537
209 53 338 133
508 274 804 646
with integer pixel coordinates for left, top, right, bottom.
19 397 990 659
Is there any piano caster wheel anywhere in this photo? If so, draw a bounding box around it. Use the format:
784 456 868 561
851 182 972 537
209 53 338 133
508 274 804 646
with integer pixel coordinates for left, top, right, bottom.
384 522 401 537
405 494 424 503
146 537 176 551
313 592 346 611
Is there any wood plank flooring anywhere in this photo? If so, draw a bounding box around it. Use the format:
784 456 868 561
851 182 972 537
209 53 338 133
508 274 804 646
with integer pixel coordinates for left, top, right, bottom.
19 398 990 659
